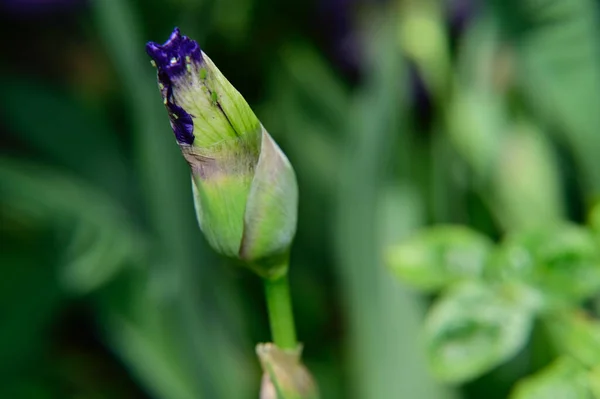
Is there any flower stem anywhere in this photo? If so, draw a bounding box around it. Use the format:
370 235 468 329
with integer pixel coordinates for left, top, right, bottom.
264 272 298 350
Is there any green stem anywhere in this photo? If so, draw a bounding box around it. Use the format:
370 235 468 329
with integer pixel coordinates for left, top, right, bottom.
264 273 298 350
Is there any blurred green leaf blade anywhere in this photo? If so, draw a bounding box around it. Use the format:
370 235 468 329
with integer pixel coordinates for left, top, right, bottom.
488 224 600 307
0 80 132 198
491 120 564 231
546 312 600 368
0 158 145 293
510 358 590 399
489 0 600 192
425 282 533 383
386 225 493 292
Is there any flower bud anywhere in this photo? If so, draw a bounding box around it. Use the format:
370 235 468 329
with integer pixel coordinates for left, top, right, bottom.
146 28 298 277
257 343 319 399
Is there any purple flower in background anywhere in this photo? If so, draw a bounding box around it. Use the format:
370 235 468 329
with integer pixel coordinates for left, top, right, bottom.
318 0 362 77
446 0 478 36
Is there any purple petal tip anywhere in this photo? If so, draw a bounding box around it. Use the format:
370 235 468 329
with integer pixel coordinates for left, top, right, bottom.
146 27 202 80
147 27 200 145
167 102 195 145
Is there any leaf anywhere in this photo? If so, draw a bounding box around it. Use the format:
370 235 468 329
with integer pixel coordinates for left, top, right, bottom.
0 79 131 198
278 44 349 131
587 366 600 397
386 225 493 292
0 158 145 293
61 219 143 293
334 11 455 399
450 17 565 230
491 120 564 231
0 228 64 374
587 203 600 238
399 0 451 100
448 16 506 182
510 358 590 399
98 278 201 399
489 0 600 192
264 70 339 193
377 183 426 248
488 224 600 307
545 312 600 368
425 282 533 383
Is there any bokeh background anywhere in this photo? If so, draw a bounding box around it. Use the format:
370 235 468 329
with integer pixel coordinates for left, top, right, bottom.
2 0 600 398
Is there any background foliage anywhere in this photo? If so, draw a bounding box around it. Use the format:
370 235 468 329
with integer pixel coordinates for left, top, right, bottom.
3 0 600 398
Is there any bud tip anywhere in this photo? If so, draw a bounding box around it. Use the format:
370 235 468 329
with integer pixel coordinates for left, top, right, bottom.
145 27 202 80
146 27 202 145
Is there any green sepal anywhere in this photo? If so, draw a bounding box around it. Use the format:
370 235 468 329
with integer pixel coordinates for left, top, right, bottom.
240 129 298 268
256 343 319 399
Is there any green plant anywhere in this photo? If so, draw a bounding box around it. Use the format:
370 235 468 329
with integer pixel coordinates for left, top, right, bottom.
386 210 600 397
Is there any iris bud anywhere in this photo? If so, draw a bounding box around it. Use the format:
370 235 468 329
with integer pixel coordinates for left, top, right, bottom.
257 343 319 399
146 28 298 277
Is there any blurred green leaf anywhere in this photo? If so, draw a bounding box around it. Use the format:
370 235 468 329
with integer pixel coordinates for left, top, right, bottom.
450 17 564 230
0 80 131 198
386 225 493 292
376 184 456 399
510 357 590 399
587 366 600 396
97 266 255 399
491 119 564 231
334 10 456 399
425 282 533 383
587 203 600 238
546 312 600 368
488 224 600 307
212 0 252 44
378 183 426 248
448 16 505 182
0 158 145 293
264 70 339 192
399 0 451 101
61 219 143 294
490 0 600 193
0 376 60 399
0 227 63 375
278 44 349 131
98 275 202 399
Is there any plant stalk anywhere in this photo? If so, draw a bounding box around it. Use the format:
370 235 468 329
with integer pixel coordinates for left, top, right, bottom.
264 272 298 350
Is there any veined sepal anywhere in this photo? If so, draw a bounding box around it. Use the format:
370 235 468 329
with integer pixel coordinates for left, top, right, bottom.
189 126 298 277
257 343 319 399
